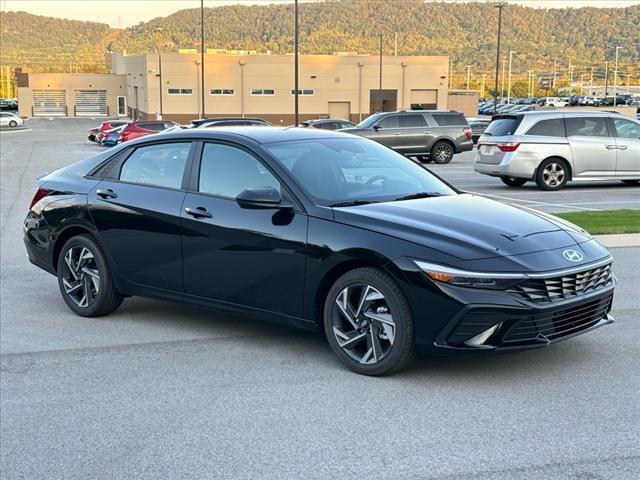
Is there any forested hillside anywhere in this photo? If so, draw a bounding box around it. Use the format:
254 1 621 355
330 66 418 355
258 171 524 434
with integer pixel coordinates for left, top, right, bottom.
1 1 638 83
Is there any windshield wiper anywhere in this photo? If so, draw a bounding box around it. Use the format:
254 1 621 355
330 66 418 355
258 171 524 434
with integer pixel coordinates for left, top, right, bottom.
393 192 446 202
328 200 375 208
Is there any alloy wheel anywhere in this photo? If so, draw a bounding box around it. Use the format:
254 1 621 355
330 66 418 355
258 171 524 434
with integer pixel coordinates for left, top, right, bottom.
61 246 100 307
433 144 453 163
542 162 565 187
331 284 396 365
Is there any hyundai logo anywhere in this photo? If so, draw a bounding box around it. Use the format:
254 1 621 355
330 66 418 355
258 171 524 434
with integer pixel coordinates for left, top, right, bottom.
562 249 584 262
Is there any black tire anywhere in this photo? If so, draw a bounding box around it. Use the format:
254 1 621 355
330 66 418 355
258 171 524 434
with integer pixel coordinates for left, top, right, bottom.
430 141 454 164
500 176 528 187
416 155 432 164
8 120 17 127
535 158 569 191
56 234 123 317
621 180 639 186
323 267 415 376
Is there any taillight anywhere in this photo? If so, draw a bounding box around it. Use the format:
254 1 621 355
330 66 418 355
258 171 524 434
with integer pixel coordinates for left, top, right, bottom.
496 142 521 152
29 187 52 209
463 127 472 141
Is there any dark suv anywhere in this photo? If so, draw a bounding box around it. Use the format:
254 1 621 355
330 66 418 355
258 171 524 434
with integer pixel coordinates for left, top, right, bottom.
341 110 473 163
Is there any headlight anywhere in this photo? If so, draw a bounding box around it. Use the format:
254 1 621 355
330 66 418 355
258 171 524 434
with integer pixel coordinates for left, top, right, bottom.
413 260 527 290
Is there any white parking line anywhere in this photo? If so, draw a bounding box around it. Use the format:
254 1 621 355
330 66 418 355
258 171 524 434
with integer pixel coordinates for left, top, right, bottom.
470 191 603 211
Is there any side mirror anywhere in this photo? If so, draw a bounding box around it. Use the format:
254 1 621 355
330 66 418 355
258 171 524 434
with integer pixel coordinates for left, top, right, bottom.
236 187 289 209
373 124 381 131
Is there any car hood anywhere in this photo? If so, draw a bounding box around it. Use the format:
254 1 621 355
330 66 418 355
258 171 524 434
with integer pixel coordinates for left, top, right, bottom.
333 193 591 261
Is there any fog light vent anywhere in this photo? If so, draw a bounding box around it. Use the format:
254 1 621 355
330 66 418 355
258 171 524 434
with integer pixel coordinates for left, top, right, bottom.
464 323 502 348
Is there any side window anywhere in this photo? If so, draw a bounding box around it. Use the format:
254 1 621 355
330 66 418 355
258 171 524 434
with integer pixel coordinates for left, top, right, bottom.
377 115 399 129
565 117 609 137
119 143 191 189
612 119 640 140
318 122 337 130
432 114 466 126
399 114 427 128
198 143 280 198
525 118 566 137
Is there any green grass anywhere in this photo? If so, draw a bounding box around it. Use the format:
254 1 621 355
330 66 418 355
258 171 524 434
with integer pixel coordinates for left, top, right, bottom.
554 210 640 235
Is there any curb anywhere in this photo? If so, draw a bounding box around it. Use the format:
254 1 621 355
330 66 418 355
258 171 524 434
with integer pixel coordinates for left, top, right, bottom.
594 233 640 248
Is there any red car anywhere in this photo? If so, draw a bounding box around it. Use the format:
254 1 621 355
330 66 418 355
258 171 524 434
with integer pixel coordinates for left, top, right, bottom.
89 120 129 143
118 120 177 143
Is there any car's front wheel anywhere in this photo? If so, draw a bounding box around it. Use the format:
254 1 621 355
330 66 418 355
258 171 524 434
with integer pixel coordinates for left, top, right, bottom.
430 141 454 164
535 158 569 191
8 120 17 127
57 234 123 317
500 176 528 187
323 267 415 376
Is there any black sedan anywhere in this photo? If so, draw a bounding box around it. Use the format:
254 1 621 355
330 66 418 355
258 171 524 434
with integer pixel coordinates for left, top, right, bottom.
24 128 615 375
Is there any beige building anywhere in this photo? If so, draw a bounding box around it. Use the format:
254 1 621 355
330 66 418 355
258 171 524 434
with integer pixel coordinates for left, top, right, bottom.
17 52 478 122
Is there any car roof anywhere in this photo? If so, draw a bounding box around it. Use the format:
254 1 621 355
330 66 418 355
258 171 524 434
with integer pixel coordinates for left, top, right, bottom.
133 126 354 145
500 110 622 118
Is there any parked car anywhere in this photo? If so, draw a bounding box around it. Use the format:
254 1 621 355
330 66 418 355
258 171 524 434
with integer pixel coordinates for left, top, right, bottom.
0 99 18 111
89 120 129 143
0 112 23 128
467 119 490 144
118 120 177 143
341 110 473 164
545 97 569 108
100 125 127 147
298 118 356 130
194 117 271 128
474 111 640 190
24 127 616 376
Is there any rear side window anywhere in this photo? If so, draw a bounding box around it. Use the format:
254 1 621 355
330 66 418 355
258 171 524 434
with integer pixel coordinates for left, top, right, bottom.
565 117 609 137
399 114 427 128
612 118 640 139
525 118 566 137
119 143 191 189
432 113 467 126
484 116 522 137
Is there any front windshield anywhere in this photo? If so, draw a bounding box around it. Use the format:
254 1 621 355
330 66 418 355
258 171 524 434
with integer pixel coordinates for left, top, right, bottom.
355 113 384 129
266 137 456 206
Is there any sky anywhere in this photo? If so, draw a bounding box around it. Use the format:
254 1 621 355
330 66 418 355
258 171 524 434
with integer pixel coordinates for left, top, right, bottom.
2 0 639 28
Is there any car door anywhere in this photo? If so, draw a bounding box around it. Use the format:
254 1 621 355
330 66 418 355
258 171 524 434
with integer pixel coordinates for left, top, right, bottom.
397 113 429 153
181 142 308 318
88 141 194 292
610 117 640 177
370 114 403 149
565 116 617 178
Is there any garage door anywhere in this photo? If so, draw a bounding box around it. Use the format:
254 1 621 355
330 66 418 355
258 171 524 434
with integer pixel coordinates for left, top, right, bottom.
410 89 438 109
32 90 67 116
75 90 108 116
328 101 351 120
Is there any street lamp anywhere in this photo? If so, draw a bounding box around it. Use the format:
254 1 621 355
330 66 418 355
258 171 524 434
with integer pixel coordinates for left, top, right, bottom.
294 0 299 125
465 65 471 91
239 60 246 118
492 2 505 114
507 50 516 105
378 33 383 112
155 27 163 120
200 0 205 118
613 46 623 106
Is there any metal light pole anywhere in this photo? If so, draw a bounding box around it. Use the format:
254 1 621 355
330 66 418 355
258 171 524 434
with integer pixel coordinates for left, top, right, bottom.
465 65 471 91
507 50 516 104
294 0 299 125
492 2 504 114
378 33 383 112
604 60 609 98
239 60 245 117
627 74 631 94
590 66 595 94
568 64 573 94
155 28 163 120
501 59 506 99
481 74 487 98
580 74 585 95
552 58 557 90
613 46 623 106
200 0 205 118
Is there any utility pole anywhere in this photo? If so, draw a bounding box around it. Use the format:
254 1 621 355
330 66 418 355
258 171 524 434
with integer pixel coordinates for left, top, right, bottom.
613 46 622 106
492 2 504 114
627 74 631 94
604 60 609 98
378 33 383 112
481 74 487 98
501 59 507 99
155 28 163 120
466 65 471 91
294 0 299 125
590 66 595 94
507 50 516 104
568 64 573 94
580 74 585 95
200 0 205 118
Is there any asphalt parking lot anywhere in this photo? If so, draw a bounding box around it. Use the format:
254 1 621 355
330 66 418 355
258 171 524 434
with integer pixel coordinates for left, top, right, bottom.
1 119 639 479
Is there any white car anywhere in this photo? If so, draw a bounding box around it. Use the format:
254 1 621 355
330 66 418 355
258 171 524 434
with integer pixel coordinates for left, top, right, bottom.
0 112 23 128
545 97 569 108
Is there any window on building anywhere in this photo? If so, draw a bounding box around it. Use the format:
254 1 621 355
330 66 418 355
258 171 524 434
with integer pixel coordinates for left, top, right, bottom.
167 88 193 95
290 89 315 96
251 89 275 96
210 89 235 96
117 96 126 116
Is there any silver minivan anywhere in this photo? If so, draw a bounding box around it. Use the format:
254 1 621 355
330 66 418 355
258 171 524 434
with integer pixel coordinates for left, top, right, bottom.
474 111 640 190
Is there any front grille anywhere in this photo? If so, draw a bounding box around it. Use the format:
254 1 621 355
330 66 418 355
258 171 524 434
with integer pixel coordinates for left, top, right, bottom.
501 294 612 345
508 262 612 303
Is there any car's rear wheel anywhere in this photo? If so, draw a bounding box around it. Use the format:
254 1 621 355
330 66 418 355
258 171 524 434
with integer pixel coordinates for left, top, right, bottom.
430 141 454 164
323 267 415 376
57 234 123 317
621 180 639 186
500 176 528 187
8 120 17 127
535 158 569 191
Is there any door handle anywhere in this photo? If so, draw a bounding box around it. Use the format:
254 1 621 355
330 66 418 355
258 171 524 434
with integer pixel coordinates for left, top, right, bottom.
392 132 402 136
605 145 618 150
184 207 213 219
617 146 628 150
96 189 117 199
